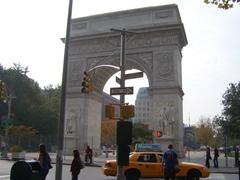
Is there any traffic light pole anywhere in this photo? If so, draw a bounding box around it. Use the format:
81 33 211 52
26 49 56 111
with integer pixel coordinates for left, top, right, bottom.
118 29 126 180
111 28 126 180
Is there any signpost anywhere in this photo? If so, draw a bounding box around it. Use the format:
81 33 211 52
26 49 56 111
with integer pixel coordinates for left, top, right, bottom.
110 87 133 95
125 72 143 80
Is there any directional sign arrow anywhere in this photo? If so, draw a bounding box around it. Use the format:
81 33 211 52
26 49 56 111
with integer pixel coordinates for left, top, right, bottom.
110 87 134 95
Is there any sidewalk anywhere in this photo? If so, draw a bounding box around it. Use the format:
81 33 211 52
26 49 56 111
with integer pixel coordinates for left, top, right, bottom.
182 151 239 174
28 151 239 174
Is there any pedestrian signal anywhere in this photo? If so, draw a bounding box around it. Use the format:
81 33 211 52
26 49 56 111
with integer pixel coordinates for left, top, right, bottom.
120 105 134 119
156 130 162 137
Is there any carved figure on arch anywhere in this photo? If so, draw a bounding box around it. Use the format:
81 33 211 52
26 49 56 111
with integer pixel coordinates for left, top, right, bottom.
156 103 177 137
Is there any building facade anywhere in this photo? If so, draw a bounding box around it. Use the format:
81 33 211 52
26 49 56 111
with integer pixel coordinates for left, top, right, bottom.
134 87 150 125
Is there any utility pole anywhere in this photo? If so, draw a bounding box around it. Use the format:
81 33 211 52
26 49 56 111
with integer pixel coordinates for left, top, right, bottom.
55 0 73 179
111 28 127 180
5 94 16 138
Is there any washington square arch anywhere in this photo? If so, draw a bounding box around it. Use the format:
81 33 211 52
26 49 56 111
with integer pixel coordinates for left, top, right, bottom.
63 4 188 156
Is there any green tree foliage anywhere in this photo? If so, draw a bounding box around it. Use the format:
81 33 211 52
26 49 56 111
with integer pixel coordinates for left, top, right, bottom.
194 117 216 147
132 123 153 145
0 64 60 137
204 0 240 9
214 82 240 138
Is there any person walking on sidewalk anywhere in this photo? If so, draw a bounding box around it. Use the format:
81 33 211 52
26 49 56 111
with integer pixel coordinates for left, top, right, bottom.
213 147 219 168
205 146 211 168
163 144 178 180
70 150 83 180
85 145 93 164
38 144 52 180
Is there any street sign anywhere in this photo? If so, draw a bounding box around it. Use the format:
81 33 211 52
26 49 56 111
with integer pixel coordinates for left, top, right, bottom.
110 87 133 95
125 72 143 80
115 76 121 85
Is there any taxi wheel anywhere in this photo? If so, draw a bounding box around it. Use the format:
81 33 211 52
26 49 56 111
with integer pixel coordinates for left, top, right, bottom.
187 169 201 180
125 169 140 180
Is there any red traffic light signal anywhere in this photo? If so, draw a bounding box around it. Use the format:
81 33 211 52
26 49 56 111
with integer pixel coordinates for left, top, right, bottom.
156 130 162 137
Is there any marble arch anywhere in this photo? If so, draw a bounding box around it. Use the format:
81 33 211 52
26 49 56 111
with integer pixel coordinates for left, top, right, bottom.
64 4 188 156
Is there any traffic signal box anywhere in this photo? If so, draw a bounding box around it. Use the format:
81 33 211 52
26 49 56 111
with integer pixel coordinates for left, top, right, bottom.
81 71 93 94
117 121 132 166
0 80 7 100
120 105 134 119
105 105 115 119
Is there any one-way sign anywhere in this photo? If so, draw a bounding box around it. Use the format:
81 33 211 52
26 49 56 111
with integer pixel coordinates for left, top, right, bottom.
110 87 134 95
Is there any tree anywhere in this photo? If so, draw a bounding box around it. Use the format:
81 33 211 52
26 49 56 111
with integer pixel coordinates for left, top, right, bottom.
0 64 60 136
204 0 240 9
214 82 240 139
8 125 37 145
194 117 216 147
132 123 153 145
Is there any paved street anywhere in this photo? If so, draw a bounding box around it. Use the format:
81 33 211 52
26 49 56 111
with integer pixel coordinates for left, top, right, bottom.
0 163 239 180
0 150 239 180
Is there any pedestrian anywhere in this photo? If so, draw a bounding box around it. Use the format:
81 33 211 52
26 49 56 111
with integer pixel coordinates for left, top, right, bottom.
205 146 211 168
85 145 93 164
213 147 219 168
234 146 239 167
70 150 83 180
163 144 179 180
38 144 52 180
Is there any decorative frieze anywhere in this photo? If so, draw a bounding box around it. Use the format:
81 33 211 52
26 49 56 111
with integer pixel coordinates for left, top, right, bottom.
69 30 180 55
156 52 174 81
67 61 84 88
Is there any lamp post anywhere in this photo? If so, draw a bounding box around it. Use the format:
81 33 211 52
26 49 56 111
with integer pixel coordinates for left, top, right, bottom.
55 0 73 179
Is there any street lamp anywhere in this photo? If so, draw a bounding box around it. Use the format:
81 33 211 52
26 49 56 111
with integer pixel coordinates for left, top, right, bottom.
55 0 73 180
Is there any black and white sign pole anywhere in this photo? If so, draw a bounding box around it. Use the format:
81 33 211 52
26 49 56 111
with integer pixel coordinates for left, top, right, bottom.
55 0 73 179
111 28 127 180
118 29 126 180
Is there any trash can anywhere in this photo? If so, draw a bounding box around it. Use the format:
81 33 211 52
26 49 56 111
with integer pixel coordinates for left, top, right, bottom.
10 160 42 180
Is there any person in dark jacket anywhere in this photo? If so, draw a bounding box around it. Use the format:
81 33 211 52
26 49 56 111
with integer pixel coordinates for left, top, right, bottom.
70 150 82 180
205 146 211 168
213 147 219 168
38 144 52 180
163 144 178 180
85 146 93 164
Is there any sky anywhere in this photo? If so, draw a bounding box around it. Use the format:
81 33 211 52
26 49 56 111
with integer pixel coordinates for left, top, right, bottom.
0 0 240 125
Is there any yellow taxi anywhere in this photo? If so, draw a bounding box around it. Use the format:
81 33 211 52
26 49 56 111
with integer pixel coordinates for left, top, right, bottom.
102 151 210 180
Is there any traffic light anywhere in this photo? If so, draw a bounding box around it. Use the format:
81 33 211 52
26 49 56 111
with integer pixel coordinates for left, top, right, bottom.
117 145 130 166
116 121 132 145
156 130 162 137
120 105 134 119
81 71 93 94
105 105 115 119
0 80 7 100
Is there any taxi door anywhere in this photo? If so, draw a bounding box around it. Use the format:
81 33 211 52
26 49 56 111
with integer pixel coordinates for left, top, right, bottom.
136 153 161 177
157 153 165 177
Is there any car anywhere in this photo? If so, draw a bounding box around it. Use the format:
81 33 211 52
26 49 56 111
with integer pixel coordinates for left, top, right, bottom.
102 151 210 180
